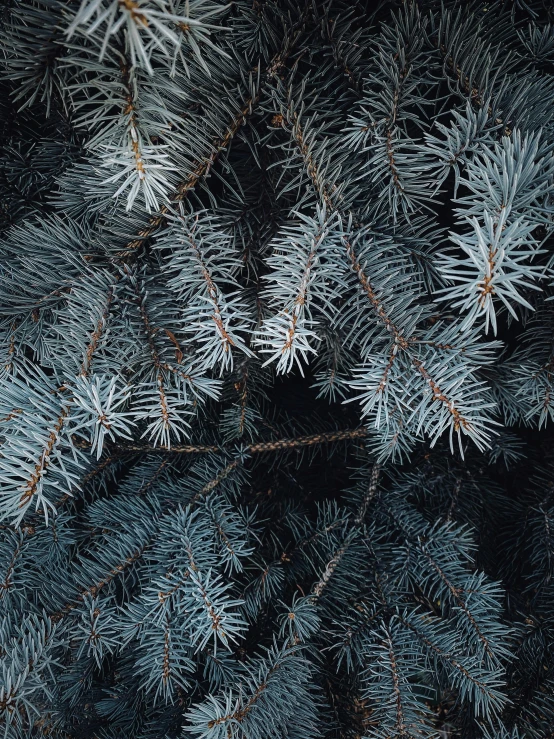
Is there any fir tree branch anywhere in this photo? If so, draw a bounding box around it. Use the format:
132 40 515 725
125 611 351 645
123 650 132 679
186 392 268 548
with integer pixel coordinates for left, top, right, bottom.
418 541 496 660
322 15 364 97
79 284 115 377
117 92 257 259
189 460 240 504
118 427 368 454
287 111 484 443
385 631 407 736
117 3 312 261
311 463 380 600
399 614 499 699
50 542 149 623
18 405 71 513
0 532 24 598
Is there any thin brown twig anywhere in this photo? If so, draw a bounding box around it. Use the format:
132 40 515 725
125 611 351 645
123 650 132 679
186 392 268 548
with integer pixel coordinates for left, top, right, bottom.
117 427 368 455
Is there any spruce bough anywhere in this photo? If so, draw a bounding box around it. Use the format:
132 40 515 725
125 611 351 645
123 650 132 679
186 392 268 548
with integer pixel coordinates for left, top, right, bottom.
1 0 554 736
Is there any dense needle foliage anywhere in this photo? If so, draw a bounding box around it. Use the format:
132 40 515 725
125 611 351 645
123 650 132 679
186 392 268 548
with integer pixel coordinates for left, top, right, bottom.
1 0 554 736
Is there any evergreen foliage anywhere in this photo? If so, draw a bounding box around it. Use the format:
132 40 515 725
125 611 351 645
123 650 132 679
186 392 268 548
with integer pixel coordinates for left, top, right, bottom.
1 0 554 736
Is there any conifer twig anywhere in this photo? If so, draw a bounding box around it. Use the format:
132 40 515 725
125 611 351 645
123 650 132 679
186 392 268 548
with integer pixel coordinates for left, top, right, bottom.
118 427 369 455
311 463 380 601
116 2 312 260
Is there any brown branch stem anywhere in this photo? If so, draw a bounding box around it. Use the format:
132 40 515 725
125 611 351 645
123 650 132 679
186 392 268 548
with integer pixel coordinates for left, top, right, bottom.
117 427 368 455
